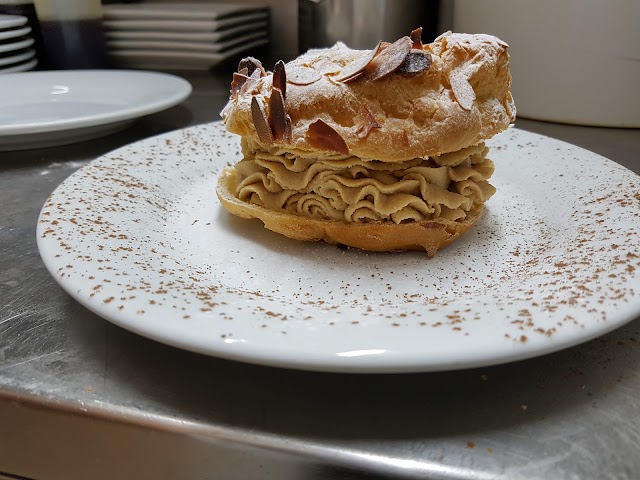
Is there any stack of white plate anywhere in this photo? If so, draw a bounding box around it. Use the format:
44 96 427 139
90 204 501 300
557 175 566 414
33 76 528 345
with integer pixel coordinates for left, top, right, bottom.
103 3 270 71
0 14 37 73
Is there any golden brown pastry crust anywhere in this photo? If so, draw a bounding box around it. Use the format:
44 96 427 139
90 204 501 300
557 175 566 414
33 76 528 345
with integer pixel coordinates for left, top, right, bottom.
216 167 482 256
221 32 516 162
218 30 514 254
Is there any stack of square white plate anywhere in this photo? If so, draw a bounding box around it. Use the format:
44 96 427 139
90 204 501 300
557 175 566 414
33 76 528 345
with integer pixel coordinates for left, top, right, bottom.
0 14 37 73
103 3 270 71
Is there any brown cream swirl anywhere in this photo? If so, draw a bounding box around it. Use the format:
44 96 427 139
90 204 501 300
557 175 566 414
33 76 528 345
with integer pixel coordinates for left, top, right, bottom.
234 139 495 223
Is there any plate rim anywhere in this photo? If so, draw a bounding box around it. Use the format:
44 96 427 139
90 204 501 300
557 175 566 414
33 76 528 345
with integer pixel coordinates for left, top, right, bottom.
102 11 269 32
0 57 37 74
105 20 269 42
0 36 33 54
0 47 35 67
0 25 31 40
102 3 268 21
0 69 192 135
106 31 269 53
0 14 27 29
109 36 269 61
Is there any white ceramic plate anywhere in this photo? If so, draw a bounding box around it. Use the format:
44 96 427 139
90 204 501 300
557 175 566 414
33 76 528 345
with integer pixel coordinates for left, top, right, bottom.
105 21 268 43
0 36 33 53
0 57 37 73
103 12 269 33
110 38 268 70
0 47 34 67
0 14 27 30
0 70 191 150
0 25 30 40
37 123 640 373
103 3 268 21
107 31 268 53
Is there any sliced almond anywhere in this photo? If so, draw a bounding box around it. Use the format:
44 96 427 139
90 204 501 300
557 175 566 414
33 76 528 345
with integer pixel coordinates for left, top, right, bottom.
268 87 288 142
233 69 262 96
397 50 432 76
356 104 381 139
335 41 382 83
273 60 286 100
287 65 322 85
306 120 349 155
231 72 249 96
251 97 273 144
243 69 262 93
238 56 265 77
449 69 476 111
284 114 293 144
358 36 412 82
410 27 423 49
308 56 342 76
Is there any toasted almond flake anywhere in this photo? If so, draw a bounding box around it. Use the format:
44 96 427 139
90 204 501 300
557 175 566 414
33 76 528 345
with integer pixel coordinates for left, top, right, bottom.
449 69 476 111
273 60 286 100
238 66 249 76
233 69 261 96
284 114 292 144
306 120 349 155
268 87 288 142
231 72 249 96
356 104 381 139
358 36 412 82
397 50 432 76
238 56 265 77
335 41 382 83
251 97 273 144
287 65 322 85
308 57 342 76
410 27 423 49
243 69 262 93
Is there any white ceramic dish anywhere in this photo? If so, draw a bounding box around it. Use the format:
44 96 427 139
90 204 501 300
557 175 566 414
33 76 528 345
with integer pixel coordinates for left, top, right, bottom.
107 31 268 53
110 38 268 70
0 14 27 30
0 36 33 54
103 3 267 21
37 123 640 373
105 21 268 43
0 70 191 150
103 12 269 33
0 25 30 40
0 47 34 67
0 57 37 73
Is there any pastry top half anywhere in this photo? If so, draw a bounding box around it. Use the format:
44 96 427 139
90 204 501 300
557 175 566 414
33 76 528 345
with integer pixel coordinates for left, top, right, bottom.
221 31 516 162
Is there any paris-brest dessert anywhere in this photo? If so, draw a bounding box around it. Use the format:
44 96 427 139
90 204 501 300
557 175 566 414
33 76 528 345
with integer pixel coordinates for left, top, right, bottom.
217 29 516 256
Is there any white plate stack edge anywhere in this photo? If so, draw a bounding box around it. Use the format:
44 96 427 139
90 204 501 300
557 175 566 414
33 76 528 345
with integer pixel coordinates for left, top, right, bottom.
0 14 38 73
102 2 270 71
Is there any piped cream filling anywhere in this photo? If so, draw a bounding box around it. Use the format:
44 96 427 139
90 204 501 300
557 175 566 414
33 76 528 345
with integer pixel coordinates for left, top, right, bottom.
234 139 496 223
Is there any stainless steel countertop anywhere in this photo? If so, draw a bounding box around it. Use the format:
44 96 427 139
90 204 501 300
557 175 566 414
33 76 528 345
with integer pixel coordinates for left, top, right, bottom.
1 70 639 480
